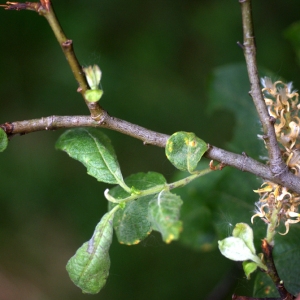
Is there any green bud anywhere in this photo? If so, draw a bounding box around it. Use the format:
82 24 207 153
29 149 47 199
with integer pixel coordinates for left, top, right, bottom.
84 89 103 103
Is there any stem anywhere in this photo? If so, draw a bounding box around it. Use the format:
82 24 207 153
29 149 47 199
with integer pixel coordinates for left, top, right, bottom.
42 3 105 120
105 168 213 204
167 168 212 189
1 1 105 121
239 0 287 176
265 207 280 246
261 240 295 300
0 114 169 147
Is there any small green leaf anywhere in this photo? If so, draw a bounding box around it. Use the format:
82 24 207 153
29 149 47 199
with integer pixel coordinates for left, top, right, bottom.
232 223 256 255
0 128 8 152
165 131 208 172
148 191 183 243
56 128 128 190
243 261 258 280
66 208 116 294
109 172 166 245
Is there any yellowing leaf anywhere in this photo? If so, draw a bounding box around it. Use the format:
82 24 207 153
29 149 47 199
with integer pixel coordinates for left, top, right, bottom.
165 131 207 173
148 191 183 243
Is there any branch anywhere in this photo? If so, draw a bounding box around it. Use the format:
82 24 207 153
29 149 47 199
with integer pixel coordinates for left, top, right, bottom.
239 0 287 176
0 114 169 148
1 1 104 121
2 115 300 194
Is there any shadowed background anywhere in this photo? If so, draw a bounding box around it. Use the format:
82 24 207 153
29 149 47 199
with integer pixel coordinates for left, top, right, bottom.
0 0 300 299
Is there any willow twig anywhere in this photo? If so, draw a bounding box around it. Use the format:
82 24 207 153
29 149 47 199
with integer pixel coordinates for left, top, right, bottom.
239 0 287 176
0 114 169 148
2 115 300 194
1 1 104 121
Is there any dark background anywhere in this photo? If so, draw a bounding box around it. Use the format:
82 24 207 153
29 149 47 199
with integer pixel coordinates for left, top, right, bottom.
0 0 300 299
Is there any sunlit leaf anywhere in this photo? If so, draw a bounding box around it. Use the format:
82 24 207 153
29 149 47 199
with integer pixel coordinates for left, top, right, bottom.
165 131 208 172
66 209 116 294
232 223 256 255
56 128 127 188
108 172 166 245
148 191 183 243
218 237 256 261
0 128 8 152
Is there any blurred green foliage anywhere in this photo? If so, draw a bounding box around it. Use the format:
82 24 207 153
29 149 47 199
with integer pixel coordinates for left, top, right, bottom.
1 0 300 299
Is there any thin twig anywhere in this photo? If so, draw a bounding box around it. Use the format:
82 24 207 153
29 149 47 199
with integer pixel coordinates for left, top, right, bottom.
239 0 287 176
0 114 169 148
41 1 105 121
1 1 104 121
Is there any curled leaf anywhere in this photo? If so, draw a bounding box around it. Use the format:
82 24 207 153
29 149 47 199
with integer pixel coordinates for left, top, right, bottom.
66 208 117 294
165 131 208 173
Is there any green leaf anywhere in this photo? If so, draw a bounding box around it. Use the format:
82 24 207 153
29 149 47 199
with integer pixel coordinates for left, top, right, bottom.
148 191 183 243
66 208 116 294
253 272 279 298
56 128 127 189
243 261 258 280
207 63 273 159
165 131 208 172
0 128 8 152
232 223 256 255
272 224 300 295
284 21 300 67
109 172 167 245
